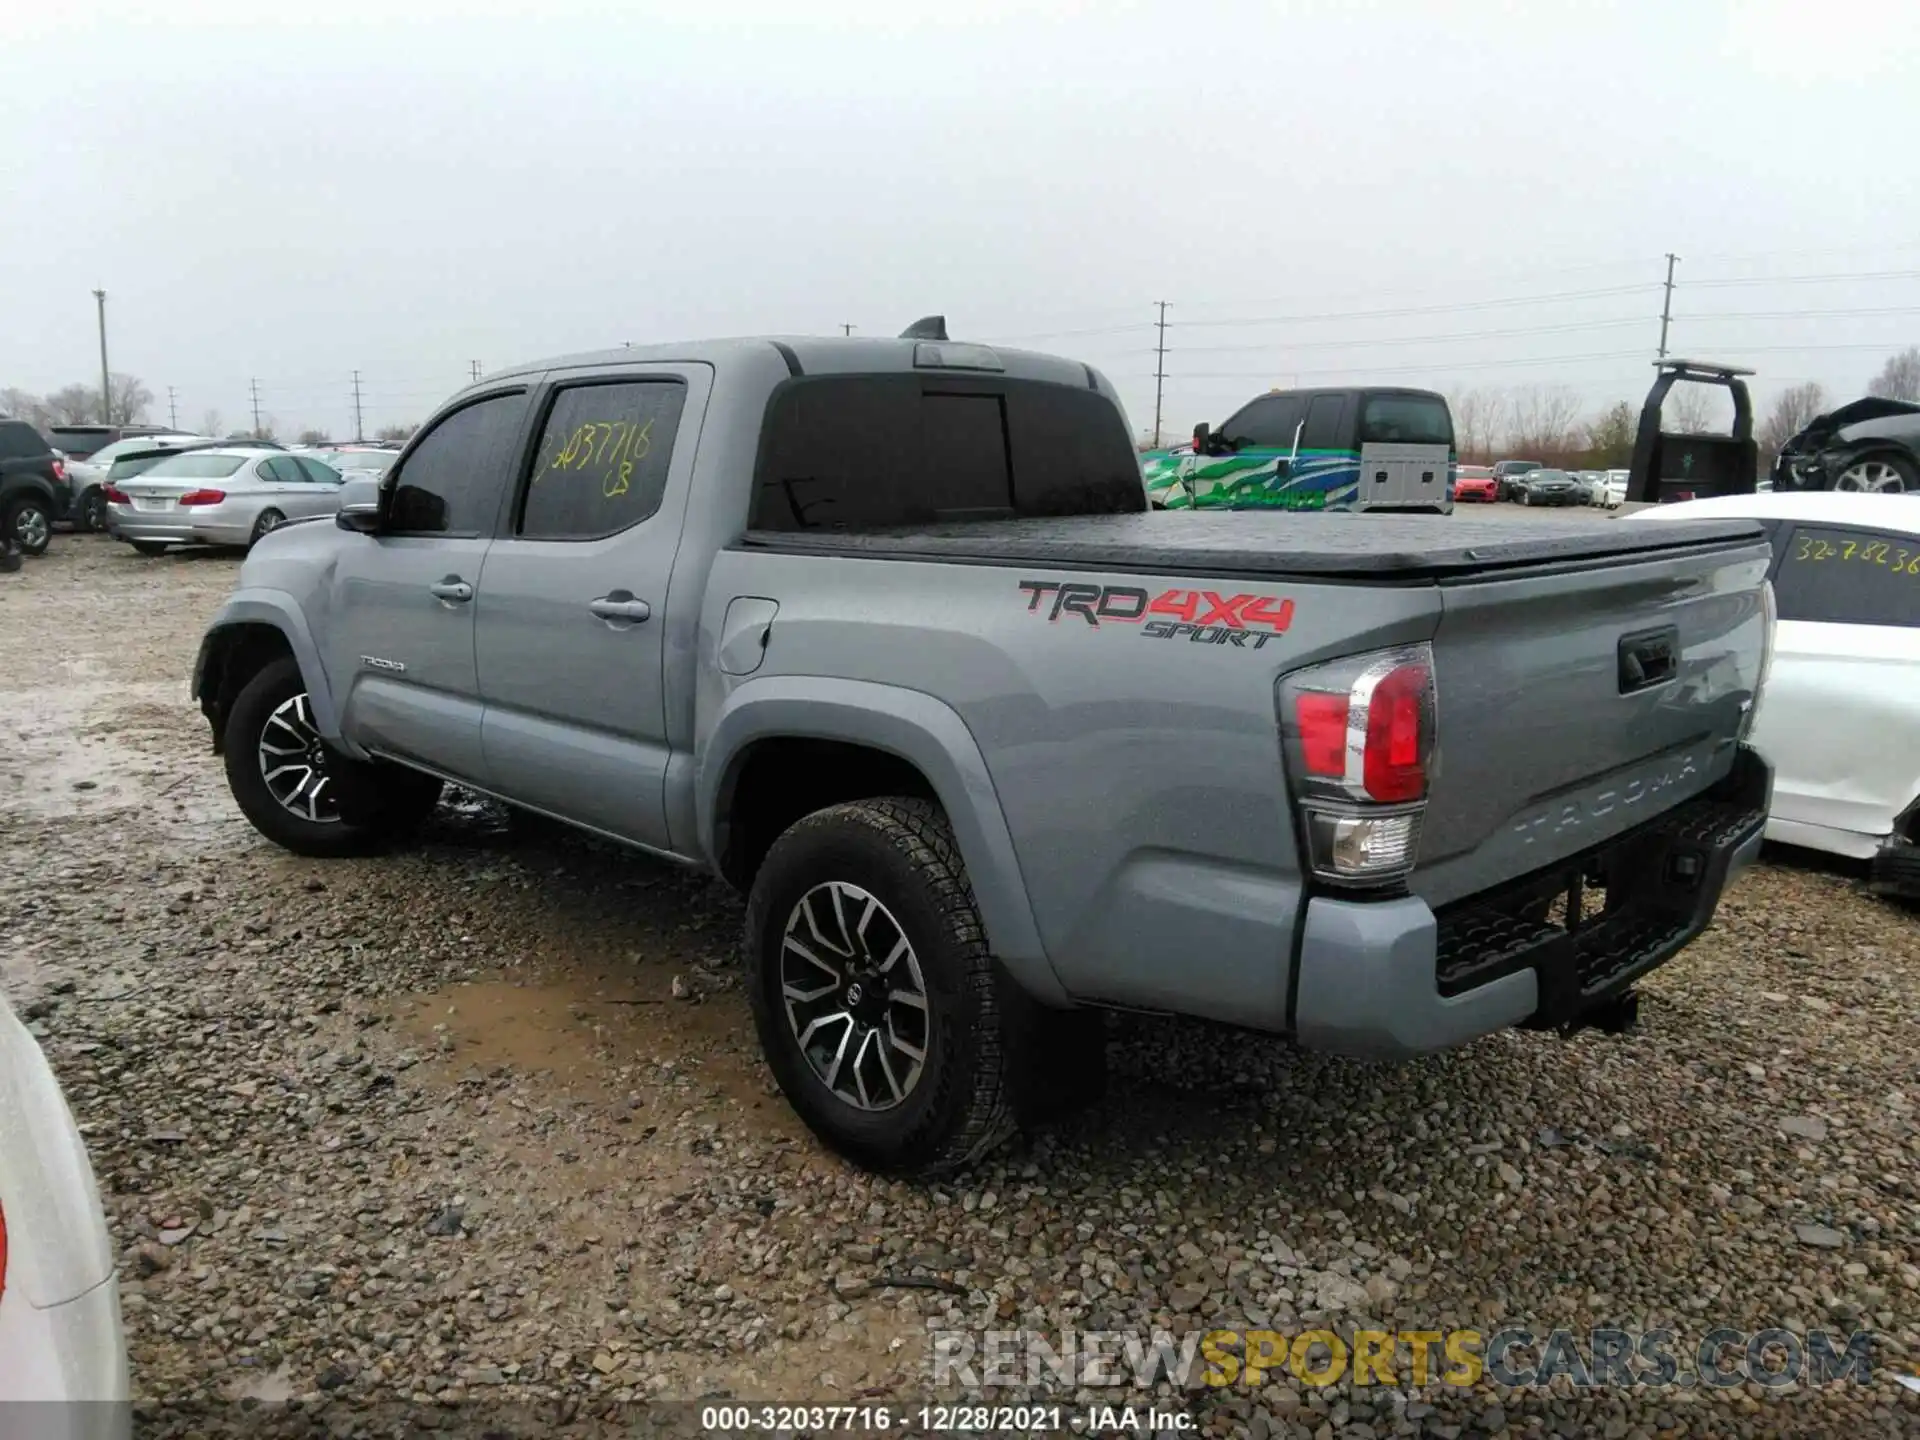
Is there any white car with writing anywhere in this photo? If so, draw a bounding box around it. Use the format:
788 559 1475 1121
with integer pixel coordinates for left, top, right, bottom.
1628 491 1920 897
0 989 129 1423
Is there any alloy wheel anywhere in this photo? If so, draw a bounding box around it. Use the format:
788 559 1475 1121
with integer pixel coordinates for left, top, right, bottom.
1834 460 1907 494
13 505 49 550
779 880 930 1111
257 692 340 824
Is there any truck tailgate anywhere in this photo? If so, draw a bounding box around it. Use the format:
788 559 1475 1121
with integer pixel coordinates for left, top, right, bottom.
1412 538 1772 909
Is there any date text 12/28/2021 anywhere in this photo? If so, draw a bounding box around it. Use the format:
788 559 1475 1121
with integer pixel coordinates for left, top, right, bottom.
697 1403 1193 1434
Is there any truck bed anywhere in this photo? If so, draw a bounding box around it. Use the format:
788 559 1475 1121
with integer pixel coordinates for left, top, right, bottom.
737 510 1766 581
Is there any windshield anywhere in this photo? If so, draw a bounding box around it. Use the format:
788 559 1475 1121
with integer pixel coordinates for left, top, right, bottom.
140 453 248 479
1531 469 1571 482
89 436 200 466
1360 394 1452 446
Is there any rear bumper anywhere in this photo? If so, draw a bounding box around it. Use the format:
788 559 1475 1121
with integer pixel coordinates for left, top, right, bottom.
1294 745 1770 1058
104 502 250 547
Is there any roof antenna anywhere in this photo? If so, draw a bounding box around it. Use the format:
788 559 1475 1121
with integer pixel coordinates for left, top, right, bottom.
899 315 948 341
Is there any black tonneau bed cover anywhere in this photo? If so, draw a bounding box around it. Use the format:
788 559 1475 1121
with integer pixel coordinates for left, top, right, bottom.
739 511 1767 582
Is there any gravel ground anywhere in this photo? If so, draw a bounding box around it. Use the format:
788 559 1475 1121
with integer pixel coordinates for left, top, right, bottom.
2 533 1916 1439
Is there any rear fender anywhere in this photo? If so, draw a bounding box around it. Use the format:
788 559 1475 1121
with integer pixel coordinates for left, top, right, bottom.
697 675 1063 1004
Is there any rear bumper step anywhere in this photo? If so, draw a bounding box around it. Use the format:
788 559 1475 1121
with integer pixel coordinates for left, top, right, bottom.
1434 746 1771 1028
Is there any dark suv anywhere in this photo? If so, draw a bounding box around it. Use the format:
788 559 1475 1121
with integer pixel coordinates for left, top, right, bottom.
0 419 67 556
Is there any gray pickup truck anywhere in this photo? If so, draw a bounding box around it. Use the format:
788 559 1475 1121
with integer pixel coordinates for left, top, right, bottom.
193 335 1776 1176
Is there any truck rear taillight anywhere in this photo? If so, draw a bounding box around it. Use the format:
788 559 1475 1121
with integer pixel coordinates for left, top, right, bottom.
1743 579 1776 741
1279 644 1436 885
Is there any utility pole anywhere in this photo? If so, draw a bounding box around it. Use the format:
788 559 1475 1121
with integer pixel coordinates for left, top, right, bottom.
93 289 111 423
1151 301 1170 449
167 387 178 430
249 378 262 437
1657 253 1680 360
470 360 481 383
841 324 854 336
351 371 365 442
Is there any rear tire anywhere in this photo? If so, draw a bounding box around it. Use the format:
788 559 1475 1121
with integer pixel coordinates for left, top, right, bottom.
130 541 170 557
745 797 1020 1176
5 496 53 556
223 657 442 858
248 508 285 548
1833 452 1916 494
77 487 107 533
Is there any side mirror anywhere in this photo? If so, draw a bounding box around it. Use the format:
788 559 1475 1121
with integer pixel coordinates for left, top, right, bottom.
334 476 382 533
1192 422 1211 453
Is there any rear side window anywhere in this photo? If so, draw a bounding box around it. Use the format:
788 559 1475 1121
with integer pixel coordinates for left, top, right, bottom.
1772 525 1920 628
0 422 50 460
1300 394 1349 450
1362 394 1453 446
387 391 530 535
1220 394 1304 450
750 376 1141 532
520 380 687 540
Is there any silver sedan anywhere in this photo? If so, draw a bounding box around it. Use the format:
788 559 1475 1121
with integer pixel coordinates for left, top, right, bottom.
105 449 348 555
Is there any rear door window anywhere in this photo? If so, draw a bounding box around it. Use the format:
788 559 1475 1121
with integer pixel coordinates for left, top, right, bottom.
1300 394 1350 450
1772 525 1920 628
518 380 688 541
750 376 1141 532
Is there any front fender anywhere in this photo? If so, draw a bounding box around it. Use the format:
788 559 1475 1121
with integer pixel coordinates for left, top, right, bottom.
196 588 342 740
697 675 1063 1004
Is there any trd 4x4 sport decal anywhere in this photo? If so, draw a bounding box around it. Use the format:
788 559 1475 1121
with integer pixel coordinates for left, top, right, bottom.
1017 579 1294 649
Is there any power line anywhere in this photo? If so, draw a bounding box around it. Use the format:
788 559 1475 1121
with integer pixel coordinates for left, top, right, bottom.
1684 268 1920 289
1172 283 1664 331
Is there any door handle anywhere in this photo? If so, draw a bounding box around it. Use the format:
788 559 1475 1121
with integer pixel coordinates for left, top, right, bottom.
429 577 473 603
589 592 652 623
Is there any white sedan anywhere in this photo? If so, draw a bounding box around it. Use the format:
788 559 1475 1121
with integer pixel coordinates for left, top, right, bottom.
0 990 129 1416
1628 491 1920 897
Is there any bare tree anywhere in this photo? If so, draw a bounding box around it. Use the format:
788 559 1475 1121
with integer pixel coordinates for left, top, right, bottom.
1582 401 1636 469
105 373 152 425
1662 386 1722 435
1504 385 1583 464
374 422 415 443
249 416 281 442
1867 346 1920 402
199 409 224 437
45 385 98 426
0 388 51 429
1446 386 1504 463
1759 382 1828 461
297 428 332 445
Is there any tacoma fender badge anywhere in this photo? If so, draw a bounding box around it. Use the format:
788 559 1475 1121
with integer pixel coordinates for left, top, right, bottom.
359 655 407 674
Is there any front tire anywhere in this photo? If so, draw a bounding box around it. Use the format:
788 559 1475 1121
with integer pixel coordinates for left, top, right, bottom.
130 541 170 557
77 487 107 533
5 497 52 556
745 797 1018 1176
223 657 442 857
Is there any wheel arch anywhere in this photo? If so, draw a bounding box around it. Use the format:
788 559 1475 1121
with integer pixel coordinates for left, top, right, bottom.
193 591 339 753
698 676 1063 1003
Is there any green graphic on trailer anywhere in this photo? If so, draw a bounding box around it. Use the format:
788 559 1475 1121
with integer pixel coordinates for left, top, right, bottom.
1139 446 1365 510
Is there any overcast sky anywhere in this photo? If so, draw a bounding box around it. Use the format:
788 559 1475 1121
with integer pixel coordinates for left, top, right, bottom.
7 0 1919 441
